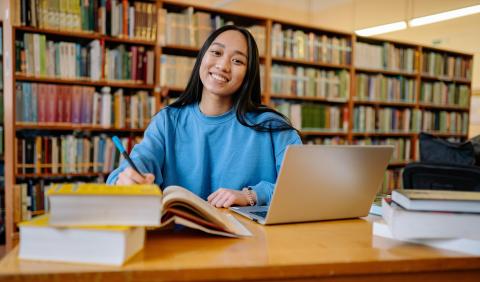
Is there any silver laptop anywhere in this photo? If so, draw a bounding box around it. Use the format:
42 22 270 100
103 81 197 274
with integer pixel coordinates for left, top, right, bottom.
230 145 393 225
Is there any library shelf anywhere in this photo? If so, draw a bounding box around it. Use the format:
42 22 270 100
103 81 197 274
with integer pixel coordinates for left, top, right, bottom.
270 94 348 104
355 67 417 77
271 56 350 70
352 99 416 107
103 36 156 46
418 103 470 112
421 74 471 84
15 74 155 89
301 131 348 136
352 132 417 137
13 26 100 40
15 124 146 133
15 172 108 179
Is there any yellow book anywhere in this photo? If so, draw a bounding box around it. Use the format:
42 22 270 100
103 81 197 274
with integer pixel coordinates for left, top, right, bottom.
19 214 145 266
47 183 251 238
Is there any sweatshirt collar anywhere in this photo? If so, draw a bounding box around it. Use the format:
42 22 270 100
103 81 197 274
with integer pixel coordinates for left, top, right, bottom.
192 103 236 124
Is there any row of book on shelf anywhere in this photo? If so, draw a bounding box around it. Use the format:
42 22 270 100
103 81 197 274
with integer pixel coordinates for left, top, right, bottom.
16 83 156 129
16 34 155 84
374 189 480 255
270 66 349 99
18 183 252 265
354 42 416 73
270 23 351 65
16 135 140 175
356 75 470 108
422 51 472 79
13 0 158 41
272 101 469 134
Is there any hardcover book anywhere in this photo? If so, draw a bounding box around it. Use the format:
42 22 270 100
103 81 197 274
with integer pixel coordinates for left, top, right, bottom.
392 189 480 213
19 214 145 266
47 183 251 237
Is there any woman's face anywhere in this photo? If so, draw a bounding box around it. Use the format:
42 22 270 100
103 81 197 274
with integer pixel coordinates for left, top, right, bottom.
199 30 248 100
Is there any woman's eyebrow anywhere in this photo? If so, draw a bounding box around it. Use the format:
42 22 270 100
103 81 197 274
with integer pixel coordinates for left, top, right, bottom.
211 42 248 59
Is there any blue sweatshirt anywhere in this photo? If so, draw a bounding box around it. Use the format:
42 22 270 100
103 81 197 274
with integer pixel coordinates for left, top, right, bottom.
106 103 302 205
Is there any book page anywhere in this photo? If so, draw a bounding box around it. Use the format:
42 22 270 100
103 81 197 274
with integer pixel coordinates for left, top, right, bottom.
163 215 251 237
162 186 251 236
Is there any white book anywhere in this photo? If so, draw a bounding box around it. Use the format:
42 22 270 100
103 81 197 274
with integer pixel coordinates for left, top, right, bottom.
100 87 112 128
382 198 480 240
19 214 145 266
373 220 480 256
89 40 101 81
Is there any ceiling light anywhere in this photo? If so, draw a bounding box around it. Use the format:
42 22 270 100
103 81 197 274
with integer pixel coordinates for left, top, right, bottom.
409 4 480 27
355 21 407 37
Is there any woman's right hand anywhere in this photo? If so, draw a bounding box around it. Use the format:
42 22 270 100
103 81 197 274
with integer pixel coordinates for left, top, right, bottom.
116 167 155 185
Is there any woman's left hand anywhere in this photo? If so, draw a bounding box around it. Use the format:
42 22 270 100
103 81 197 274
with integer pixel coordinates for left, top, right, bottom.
207 188 252 208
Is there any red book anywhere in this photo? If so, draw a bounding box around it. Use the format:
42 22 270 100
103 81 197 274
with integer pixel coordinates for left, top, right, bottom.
63 86 73 123
37 84 46 123
46 84 57 123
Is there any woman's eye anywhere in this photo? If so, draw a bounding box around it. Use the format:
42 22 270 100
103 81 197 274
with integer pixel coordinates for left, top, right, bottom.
232 58 245 65
210 50 221 56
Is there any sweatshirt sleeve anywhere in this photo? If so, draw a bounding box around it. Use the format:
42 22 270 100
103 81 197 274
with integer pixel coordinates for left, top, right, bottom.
106 112 167 186
251 131 302 205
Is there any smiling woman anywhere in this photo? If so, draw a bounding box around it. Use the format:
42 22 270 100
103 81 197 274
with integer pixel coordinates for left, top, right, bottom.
107 25 302 208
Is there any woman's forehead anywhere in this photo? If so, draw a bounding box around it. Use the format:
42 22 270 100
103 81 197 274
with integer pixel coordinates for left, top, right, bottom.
211 30 248 53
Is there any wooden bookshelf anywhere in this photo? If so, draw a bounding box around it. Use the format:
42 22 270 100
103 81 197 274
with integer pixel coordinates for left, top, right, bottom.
15 74 156 89
15 124 147 132
270 94 348 103
355 67 417 77
1 0 474 251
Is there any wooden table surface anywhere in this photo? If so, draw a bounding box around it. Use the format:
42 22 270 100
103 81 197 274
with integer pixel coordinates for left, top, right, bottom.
0 214 479 281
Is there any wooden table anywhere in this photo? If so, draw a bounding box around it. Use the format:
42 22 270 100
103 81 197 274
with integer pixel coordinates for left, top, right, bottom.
1 215 479 281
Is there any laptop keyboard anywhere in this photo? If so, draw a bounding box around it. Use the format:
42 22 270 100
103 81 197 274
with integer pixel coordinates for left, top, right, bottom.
251 211 268 219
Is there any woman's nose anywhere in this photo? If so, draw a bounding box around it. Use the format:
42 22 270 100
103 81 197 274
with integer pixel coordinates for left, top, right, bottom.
214 59 230 72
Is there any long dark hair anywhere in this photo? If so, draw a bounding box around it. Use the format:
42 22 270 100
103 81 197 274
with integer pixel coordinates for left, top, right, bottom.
169 25 297 133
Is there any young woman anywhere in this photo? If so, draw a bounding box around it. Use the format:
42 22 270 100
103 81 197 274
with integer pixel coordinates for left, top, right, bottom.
107 25 302 207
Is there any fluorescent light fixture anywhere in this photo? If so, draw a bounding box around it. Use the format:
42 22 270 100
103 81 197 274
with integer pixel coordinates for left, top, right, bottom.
409 4 480 27
355 21 407 37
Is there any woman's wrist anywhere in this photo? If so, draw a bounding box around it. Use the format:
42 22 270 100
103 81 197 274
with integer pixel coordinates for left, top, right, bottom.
242 187 256 206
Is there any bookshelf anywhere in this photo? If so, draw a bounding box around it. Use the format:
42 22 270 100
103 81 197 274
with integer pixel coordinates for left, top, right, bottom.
1 0 474 250
3 0 162 250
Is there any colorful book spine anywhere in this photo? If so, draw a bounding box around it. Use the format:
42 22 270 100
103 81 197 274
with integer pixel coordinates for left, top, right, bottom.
15 83 157 129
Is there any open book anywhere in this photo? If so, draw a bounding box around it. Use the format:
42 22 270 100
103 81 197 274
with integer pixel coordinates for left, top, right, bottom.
47 183 251 237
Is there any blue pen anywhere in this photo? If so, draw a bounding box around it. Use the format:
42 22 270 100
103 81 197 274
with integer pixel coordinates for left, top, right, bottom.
112 136 145 178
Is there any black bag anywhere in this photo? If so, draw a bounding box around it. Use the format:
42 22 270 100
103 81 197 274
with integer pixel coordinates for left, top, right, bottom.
419 132 476 166
403 162 480 191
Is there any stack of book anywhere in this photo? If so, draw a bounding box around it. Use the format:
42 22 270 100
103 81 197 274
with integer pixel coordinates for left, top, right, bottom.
373 189 480 255
18 183 251 265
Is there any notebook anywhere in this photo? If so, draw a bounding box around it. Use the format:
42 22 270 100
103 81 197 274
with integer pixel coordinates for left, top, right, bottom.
230 145 393 225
